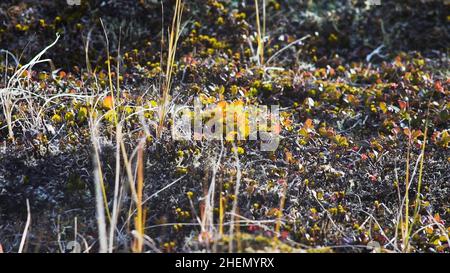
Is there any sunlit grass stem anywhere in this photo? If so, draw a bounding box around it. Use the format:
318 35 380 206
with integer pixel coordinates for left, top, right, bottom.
157 0 184 137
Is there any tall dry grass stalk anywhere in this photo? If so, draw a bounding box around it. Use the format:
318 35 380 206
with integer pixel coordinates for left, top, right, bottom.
18 199 31 253
100 19 117 109
93 145 109 253
200 141 223 250
219 192 225 236
109 123 123 252
157 0 184 137
401 136 412 249
399 103 431 252
404 111 430 252
254 0 266 65
132 141 146 252
229 143 242 252
274 181 287 242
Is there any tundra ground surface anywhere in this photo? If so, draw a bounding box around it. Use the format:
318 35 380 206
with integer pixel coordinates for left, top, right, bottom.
0 0 448 253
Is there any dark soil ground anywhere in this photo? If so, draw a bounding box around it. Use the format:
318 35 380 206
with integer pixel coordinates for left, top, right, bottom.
0 0 449 253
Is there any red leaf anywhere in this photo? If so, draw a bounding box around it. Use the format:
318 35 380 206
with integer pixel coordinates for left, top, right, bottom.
248 225 259 232
368 174 377 183
398 100 408 110
280 231 289 240
277 179 287 186
434 81 444 93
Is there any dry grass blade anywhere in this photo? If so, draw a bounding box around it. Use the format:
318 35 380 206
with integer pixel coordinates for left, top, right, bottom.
132 140 146 253
254 0 266 65
90 113 109 253
100 19 116 105
157 0 184 137
229 142 242 252
404 108 431 252
94 162 108 253
398 100 431 252
109 123 123 253
0 34 60 141
18 199 31 253
274 181 287 242
401 138 412 251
